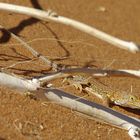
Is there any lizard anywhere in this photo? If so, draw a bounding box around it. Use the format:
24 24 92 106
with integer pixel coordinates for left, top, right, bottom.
63 75 140 109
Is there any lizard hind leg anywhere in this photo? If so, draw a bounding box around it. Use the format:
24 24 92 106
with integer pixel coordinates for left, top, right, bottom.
84 87 110 107
102 95 111 107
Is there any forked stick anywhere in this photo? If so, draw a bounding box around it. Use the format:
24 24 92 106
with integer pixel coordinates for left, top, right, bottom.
0 2 139 53
37 68 140 84
0 71 139 139
60 68 140 78
0 72 40 92
0 25 58 70
1 68 139 93
43 88 140 140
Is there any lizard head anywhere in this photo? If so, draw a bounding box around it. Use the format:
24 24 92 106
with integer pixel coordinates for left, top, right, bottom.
114 94 140 109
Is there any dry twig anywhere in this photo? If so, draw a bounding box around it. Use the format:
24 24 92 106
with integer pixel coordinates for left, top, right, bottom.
0 25 58 71
42 88 140 140
0 2 139 140
0 2 139 52
0 71 139 139
36 68 140 84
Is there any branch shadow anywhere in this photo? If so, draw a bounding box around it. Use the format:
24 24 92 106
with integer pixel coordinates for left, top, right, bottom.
41 23 70 60
0 46 31 62
109 104 140 116
8 67 49 76
0 53 30 62
122 107 140 116
40 88 140 128
0 0 70 72
0 0 42 43
10 47 30 59
83 59 98 68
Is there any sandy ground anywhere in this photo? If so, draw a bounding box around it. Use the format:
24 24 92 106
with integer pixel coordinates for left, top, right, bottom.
0 0 140 140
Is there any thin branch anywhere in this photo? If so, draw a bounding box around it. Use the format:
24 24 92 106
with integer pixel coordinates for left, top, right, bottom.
0 3 139 139
37 72 70 82
0 37 98 49
61 68 140 78
0 2 139 52
0 71 139 139
38 88 140 140
0 72 40 92
0 25 58 70
1 57 37 70
36 68 140 84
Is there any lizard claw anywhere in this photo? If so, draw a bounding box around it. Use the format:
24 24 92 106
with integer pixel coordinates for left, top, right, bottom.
62 75 90 93
73 83 83 93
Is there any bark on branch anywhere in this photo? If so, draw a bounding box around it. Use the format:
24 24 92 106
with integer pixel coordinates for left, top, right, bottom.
0 2 139 53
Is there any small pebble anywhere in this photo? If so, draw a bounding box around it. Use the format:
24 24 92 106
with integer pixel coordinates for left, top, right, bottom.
96 6 106 12
47 83 53 88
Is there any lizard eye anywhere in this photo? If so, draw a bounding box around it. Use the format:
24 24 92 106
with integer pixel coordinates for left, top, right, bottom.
129 96 136 101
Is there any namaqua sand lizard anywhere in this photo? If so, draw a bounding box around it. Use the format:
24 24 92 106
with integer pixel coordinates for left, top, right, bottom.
63 75 140 109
